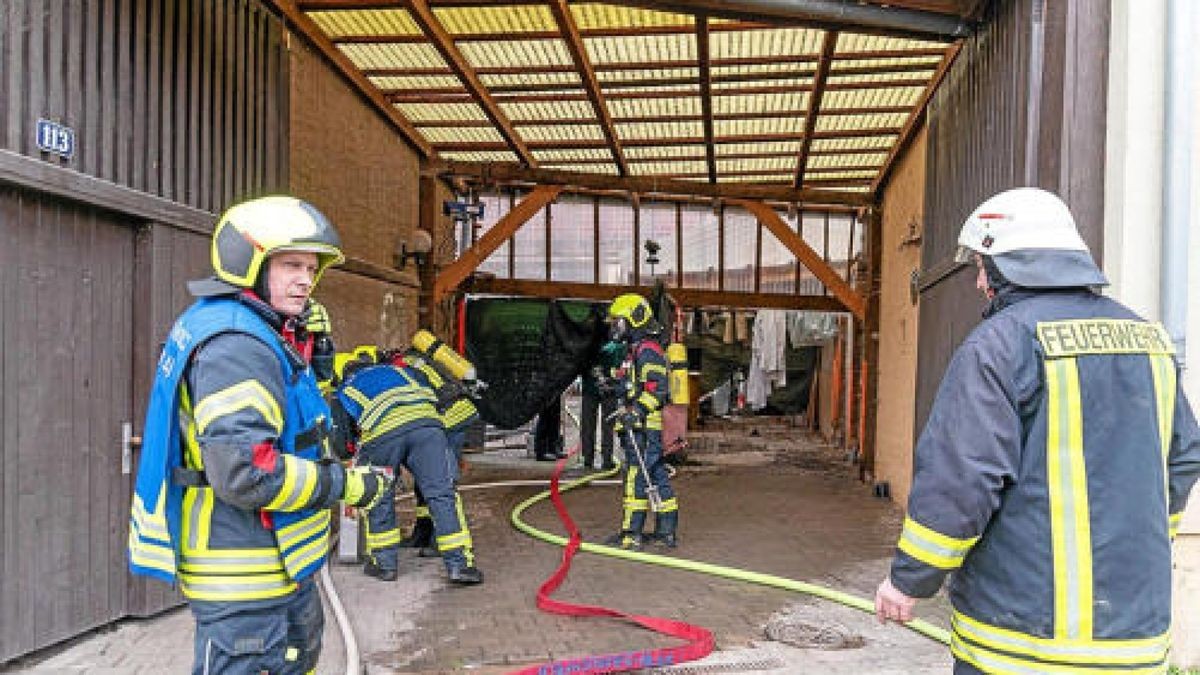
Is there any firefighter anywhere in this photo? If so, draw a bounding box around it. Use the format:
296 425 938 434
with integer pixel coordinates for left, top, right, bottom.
603 293 679 550
874 188 1200 674
127 196 391 675
331 350 484 585
398 346 482 553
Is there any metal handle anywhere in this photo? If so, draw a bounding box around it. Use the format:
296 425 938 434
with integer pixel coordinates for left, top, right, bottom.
121 422 142 475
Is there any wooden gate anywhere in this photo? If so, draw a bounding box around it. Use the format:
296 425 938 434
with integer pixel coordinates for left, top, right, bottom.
0 186 136 662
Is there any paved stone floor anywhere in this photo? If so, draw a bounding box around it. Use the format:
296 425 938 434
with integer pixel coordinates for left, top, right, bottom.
2 417 954 674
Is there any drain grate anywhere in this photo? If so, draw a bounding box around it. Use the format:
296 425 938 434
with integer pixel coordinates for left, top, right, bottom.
647 658 787 673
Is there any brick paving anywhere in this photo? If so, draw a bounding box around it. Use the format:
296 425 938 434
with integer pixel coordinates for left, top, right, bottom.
3 417 953 674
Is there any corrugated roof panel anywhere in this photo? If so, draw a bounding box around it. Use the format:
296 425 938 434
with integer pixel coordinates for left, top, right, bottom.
500 100 597 121
597 68 698 83
585 34 696 65
807 152 887 169
718 156 796 173
833 55 943 70
432 6 557 35
814 112 908 131
822 87 924 109
710 28 825 59
440 151 520 162
828 71 935 85
629 160 709 175
715 141 801 156
807 169 877 180
570 4 692 30
609 96 702 118
394 103 488 122
810 136 896 152
458 40 575 68
719 174 789 183
713 63 816 77
534 148 613 162
713 92 808 114
306 9 421 38
617 121 703 140
837 33 947 53
423 126 505 143
370 75 462 90
713 77 809 93
520 125 607 142
339 43 448 70
480 71 583 88
625 145 705 160
548 163 620 175
715 116 804 137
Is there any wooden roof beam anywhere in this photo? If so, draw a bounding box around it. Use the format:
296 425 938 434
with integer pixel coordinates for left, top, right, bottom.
433 184 562 300
263 0 433 157
697 17 717 184
403 0 534 165
433 128 901 151
325 21 775 42
387 79 931 103
871 43 962 196
410 106 913 127
731 198 865 319
471 278 848 312
795 31 838 187
424 159 872 206
548 0 627 176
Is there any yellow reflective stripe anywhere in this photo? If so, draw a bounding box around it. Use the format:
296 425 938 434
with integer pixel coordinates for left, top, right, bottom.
264 455 318 512
636 392 658 410
1170 512 1183 539
896 516 979 570
1149 354 1176 519
181 486 215 552
131 493 170 542
277 510 330 550
437 531 472 549
659 497 678 513
361 387 433 431
128 529 176 573
1045 357 1093 640
640 363 667 378
951 635 1167 675
361 406 441 445
343 386 370 409
179 551 286 574
366 529 401 548
283 533 329 574
178 572 296 602
194 381 283 434
952 612 1169 666
444 400 477 427
415 506 431 518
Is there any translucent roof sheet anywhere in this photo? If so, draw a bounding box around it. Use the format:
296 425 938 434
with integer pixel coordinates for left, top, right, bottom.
710 28 825 59
551 163 620 175
432 6 558 35
308 10 421 38
302 3 953 188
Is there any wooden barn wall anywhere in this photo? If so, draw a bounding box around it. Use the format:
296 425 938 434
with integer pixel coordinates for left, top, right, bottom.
0 187 136 662
287 37 422 349
914 0 1109 433
0 0 288 210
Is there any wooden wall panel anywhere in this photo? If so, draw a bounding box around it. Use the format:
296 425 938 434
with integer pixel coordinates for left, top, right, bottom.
0 0 288 211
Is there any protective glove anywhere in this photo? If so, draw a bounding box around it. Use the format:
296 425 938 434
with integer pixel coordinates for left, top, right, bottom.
618 406 643 430
342 465 392 510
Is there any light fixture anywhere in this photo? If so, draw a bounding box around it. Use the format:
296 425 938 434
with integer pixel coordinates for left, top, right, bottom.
395 229 433 270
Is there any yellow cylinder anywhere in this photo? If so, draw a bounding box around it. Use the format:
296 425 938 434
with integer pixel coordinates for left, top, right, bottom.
411 329 477 381
667 342 689 405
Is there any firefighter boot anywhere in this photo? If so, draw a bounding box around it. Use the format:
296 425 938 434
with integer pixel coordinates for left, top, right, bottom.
448 566 484 585
401 516 434 549
363 557 398 582
604 510 646 551
650 511 678 549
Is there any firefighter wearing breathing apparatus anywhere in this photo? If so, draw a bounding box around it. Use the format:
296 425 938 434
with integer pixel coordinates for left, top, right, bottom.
330 346 483 585
128 196 392 675
874 188 1200 674
604 293 679 551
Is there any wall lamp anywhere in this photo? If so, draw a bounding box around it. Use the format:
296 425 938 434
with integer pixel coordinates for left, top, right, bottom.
395 229 433 270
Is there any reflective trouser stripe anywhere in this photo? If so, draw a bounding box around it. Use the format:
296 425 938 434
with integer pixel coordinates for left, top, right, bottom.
415 505 431 518
366 525 402 550
436 494 475 566
1045 357 1093 640
622 466 647 530
1149 354 1177 531
658 497 678 513
951 612 1169 673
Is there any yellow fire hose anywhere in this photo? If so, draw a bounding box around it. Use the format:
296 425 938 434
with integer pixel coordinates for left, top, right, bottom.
508 463 951 646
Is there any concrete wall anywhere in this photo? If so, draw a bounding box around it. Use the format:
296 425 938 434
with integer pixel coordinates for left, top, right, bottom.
287 38 422 349
873 127 927 507
1105 0 1199 665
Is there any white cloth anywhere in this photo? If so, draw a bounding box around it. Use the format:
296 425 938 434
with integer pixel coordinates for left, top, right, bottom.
746 310 788 410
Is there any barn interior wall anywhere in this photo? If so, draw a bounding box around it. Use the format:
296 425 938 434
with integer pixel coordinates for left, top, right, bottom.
873 127 927 507
286 37 421 349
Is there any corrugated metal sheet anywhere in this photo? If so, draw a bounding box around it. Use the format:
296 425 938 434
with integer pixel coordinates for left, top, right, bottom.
716 117 805 137
0 0 287 213
432 5 557 34
307 9 420 37
710 28 824 59
395 102 488 122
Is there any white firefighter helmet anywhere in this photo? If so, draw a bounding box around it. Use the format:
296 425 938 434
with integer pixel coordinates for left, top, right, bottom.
956 187 1107 288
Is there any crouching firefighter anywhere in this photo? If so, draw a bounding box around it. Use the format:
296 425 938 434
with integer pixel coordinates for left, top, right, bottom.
330 347 484 585
127 196 392 675
604 293 679 551
398 330 485 552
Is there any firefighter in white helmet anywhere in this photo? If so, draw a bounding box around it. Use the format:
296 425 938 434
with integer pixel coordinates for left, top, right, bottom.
875 187 1200 674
